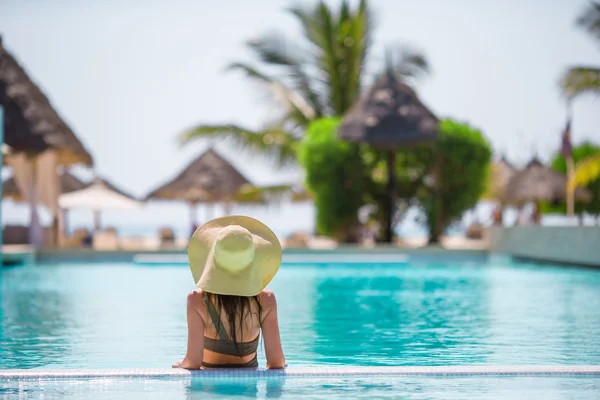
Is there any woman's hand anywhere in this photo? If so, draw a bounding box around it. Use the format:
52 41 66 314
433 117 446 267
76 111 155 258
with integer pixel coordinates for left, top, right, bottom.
172 358 202 370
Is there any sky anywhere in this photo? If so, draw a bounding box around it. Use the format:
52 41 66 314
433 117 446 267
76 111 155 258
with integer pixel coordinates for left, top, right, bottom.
1 0 599 236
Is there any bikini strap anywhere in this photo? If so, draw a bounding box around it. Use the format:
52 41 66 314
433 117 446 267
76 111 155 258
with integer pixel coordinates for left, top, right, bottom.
203 294 229 341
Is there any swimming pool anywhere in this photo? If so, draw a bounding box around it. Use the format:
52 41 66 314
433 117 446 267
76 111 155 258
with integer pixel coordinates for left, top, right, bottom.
1 255 599 398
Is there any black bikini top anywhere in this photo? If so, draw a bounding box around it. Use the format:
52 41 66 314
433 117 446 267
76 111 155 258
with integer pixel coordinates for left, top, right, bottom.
203 295 259 357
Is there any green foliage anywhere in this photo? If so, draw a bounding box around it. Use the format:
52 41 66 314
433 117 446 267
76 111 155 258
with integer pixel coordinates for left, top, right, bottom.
570 155 600 194
541 142 600 216
298 118 365 240
420 119 492 242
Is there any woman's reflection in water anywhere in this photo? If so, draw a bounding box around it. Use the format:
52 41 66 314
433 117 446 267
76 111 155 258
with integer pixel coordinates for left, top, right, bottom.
186 376 286 399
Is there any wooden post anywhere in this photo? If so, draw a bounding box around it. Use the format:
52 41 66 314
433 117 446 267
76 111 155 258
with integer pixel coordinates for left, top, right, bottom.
565 101 574 217
384 150 396 243
566 156 575 217
189 203 198 234
93 210 101 231
29 157 43 249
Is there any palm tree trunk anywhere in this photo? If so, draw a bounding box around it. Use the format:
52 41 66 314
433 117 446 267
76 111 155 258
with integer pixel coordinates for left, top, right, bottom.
384 151 396 243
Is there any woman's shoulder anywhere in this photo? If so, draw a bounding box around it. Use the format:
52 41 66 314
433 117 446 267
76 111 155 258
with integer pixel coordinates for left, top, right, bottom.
186 289 206 306
258 289 277 309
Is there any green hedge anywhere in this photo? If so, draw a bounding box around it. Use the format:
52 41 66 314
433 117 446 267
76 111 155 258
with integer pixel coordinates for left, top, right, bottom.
298 117 365 241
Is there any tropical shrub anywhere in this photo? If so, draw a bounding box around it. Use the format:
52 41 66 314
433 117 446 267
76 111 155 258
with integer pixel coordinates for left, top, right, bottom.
298 117 366 241
419 119 492 243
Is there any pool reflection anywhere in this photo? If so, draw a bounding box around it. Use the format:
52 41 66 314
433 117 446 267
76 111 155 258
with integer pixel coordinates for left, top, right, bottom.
312 264 491 365
187 377 286 399
0 265 75 369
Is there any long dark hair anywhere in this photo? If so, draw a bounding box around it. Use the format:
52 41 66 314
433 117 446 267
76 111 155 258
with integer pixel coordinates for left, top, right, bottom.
205 292 262 357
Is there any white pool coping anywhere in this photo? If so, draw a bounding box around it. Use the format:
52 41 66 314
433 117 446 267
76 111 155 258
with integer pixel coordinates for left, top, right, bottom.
1 366 599 381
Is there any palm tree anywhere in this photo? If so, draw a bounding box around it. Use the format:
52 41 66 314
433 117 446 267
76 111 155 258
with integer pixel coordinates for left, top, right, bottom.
561 2 600 98
181 0 429 166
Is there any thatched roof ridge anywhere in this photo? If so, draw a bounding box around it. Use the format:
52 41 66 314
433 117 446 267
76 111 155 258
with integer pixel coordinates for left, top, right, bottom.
2 170 87 202
89 177 139 201
338 72 438 148
0 37 93 166
145 148 251 204
502 157 591 206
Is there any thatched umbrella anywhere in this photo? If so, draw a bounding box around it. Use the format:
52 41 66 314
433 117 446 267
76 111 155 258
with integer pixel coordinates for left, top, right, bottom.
2 170 86 202
59 177 142 231
2 37 93 248
1 37 93 166
502 158 591 207
338 71 438 242
145 148 251 230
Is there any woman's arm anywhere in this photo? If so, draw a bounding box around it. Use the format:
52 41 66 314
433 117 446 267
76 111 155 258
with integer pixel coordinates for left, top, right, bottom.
173 290 205 369
260 290 286 369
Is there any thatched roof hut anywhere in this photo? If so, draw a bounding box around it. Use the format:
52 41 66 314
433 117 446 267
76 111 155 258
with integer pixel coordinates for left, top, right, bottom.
0 37 93 166
502 158 591 206
482 155 517 202
3 170 87 202
146 148 251 204
145 148 252 230
338 72 438 149
338 71 438 242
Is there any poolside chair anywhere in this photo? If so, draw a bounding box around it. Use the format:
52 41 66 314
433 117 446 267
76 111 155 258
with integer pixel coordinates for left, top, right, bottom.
284 232 310 248
2 225 29 245
63 228 92 248
159 227 176 249
466 223 484 240
92 228 119 251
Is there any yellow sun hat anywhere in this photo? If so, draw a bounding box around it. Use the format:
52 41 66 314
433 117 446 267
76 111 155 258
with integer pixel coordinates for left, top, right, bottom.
187 216 282 296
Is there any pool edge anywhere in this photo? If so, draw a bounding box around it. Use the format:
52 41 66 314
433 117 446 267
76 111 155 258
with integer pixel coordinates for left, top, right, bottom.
1 366 599 381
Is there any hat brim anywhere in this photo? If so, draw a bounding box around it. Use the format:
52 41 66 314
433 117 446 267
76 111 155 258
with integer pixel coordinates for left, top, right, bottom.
187 216 282 296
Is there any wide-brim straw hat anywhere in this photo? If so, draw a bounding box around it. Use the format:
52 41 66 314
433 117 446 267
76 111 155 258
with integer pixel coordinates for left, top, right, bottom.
188 216 282 296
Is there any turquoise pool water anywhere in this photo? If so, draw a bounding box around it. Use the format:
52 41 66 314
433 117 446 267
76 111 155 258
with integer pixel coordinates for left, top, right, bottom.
1 257 600 398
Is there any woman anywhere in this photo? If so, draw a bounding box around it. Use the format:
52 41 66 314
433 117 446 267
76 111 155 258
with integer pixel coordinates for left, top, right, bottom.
173 216 286 369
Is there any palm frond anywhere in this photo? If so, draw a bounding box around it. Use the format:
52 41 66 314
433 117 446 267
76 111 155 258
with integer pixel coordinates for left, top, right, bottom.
316 1 343 115
383 45 431 81
569 154 600 193
355 0 373 79
227 62 316 126
288 3 327 53
338 0 372 112
245 36 325 117
295 0 372 115
577 1 600 43
560 66 600 98
235 183 297 204
180 124 299 166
